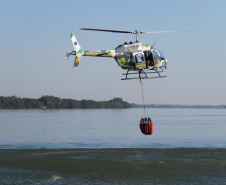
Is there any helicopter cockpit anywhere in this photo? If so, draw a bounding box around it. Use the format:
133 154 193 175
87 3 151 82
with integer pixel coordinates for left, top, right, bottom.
156 49 167 69
145 49 167 69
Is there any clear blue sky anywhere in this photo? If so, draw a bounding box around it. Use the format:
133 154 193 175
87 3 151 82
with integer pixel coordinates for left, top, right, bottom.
0 0 226 105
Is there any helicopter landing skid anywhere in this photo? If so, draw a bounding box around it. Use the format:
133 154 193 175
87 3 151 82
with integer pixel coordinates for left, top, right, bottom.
121 69 167 81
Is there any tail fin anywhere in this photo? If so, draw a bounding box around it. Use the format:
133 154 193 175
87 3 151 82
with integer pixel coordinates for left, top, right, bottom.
70 33 83 67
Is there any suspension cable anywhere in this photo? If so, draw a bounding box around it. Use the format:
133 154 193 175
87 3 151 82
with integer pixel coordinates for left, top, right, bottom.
140 81 147 116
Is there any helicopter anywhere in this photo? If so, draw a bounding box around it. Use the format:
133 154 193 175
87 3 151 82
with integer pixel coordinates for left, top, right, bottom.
65 28 185 81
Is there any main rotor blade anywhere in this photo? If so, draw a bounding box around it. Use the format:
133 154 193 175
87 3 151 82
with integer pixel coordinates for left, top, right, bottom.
80 28 132 34
143 31 186 34
80 28 186 35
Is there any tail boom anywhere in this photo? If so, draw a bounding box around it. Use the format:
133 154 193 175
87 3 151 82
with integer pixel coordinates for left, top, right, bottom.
83 50 115 57
66 33 115 67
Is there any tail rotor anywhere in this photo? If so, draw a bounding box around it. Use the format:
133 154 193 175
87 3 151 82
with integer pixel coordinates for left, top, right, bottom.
64 51 76 59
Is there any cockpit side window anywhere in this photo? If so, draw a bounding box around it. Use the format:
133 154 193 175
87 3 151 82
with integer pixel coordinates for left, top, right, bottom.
135 53 144 63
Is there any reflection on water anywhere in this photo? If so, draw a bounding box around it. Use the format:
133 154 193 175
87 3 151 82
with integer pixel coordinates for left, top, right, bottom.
0 108 226 149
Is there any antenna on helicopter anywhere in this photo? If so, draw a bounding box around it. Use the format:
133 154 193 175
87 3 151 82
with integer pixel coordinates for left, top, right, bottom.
151 41 156 49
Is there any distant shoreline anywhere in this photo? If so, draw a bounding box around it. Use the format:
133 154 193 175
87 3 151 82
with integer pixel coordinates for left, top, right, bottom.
131 103 226 109
0 96 225 109
0 96 131 109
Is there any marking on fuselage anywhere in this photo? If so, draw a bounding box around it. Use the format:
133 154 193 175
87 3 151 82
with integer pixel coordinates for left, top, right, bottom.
120 57 126 65
86 53 98 56
102 54 114 57
136 64 145 68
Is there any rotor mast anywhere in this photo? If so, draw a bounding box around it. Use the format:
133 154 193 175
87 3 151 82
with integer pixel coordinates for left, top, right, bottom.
132 30 142 42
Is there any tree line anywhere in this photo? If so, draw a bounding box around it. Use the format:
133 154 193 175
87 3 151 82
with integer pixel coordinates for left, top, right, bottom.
0 96 131 109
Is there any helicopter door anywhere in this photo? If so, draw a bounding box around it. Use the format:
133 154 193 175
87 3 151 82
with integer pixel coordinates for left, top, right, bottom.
135 53 146 69
152 50 160 67
145 51 154 68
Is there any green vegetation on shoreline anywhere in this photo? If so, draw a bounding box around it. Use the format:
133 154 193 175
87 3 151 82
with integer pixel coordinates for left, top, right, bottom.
1 96 225 109
0 96 131 109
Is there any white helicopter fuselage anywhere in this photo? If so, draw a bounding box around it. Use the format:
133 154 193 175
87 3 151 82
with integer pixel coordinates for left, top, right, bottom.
82 41 167 71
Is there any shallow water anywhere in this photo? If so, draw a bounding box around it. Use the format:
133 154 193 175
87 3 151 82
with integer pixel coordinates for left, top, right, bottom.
0 148 225 184
0 108 226 149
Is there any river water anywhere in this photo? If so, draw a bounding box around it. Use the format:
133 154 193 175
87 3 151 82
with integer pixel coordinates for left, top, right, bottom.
0 108 226 184
0 108 225 149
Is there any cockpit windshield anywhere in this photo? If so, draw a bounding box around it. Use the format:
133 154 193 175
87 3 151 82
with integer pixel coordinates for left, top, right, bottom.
157 50 165 60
